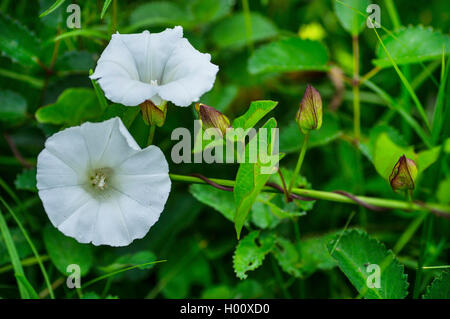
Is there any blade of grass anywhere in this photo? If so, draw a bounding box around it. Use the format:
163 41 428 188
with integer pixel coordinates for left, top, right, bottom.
363 80 432 148
0 255 50 274
15 274 40 299
383 0 401 29
0 208 29 298
100 0 113 19
39 0 66 18
431 50 450 144
0 196 55 299
0 68 44 88
53 29 110 42
335 0 439 87
372 27 431 131
83 260 166 289
242 0 254 52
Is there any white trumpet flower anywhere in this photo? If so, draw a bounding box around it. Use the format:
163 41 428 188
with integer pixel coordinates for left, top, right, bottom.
90 26 219 107
36 117 171 247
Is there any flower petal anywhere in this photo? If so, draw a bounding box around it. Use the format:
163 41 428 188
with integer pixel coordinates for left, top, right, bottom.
115 191 161 242
90 198 133 247
113 145 171 209
41 126 90 176
36 149 82 190
96 76 157 107
80 117 140 168
38 185 93 228
116 26 184 84
90 32 158 106
57 197 100 244
157 38 219 106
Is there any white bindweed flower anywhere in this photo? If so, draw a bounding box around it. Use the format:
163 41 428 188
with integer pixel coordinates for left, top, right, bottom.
90 26 219 107
36 117 171 247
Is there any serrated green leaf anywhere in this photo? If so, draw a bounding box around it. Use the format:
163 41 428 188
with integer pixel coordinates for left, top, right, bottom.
0 12 41 66
272 236 302 278
423 271 450 299
36 88 103 126
328 229 408 299
232 100 278 130
373 26 450 68
14 169 37 192
43 225 93 276
334 0 370 36
300 233 338 275
0 90 27 124
233 231 276 279
248 38 329 74
211 12 278 50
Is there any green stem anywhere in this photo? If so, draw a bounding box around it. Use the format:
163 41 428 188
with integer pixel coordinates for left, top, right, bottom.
352 35 360 141
0 197 55 299
288 132 309 194
168 174 450 215
270 256 291 298
413 214 433 298
147 124 156 146
384 0 401 29
241 0 253 52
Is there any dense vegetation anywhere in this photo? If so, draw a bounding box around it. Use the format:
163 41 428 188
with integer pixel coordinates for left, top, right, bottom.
0 0 449 299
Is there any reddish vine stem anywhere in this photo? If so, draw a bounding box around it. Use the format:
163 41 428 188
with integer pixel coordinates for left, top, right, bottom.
332 190 389 212
3 133 34 169
186 174 450 216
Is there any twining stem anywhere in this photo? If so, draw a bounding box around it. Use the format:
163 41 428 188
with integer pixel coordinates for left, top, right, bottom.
352 35 360 142
147 124 156 146
169 174 450 216
287 132 310 195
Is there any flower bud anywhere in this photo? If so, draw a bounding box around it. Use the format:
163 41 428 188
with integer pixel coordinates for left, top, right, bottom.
389 155 418 192
296 84 323 134
195 103 231 137
140 100 167 127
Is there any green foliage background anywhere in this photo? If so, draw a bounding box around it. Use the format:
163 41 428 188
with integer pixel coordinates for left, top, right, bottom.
0 0 449 299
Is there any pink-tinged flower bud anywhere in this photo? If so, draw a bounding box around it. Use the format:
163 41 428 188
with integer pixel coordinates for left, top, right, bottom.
389 155 418 192
296 84 323 134
140 100 167 127
195 103 231 137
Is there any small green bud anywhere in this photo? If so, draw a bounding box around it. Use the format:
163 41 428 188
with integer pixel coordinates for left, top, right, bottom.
296 84 323 134
140 100 167 127
389 155 418 192
195 103 231 137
